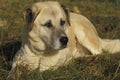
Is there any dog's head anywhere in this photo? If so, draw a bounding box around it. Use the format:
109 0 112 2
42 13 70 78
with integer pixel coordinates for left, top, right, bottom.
23 1 70 51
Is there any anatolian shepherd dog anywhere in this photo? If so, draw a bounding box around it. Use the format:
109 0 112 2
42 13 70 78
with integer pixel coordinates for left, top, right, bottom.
7 1 120 79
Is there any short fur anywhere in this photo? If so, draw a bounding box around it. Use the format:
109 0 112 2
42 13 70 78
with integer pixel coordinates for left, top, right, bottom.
7 1 120 79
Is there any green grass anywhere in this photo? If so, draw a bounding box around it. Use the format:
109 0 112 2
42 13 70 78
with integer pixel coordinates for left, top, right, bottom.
0 0 120 80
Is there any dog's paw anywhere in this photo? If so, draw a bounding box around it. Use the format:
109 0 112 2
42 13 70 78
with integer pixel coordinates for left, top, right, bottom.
90 48 102 55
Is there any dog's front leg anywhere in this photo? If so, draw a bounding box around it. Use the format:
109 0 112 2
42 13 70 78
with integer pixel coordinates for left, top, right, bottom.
6 66 21 80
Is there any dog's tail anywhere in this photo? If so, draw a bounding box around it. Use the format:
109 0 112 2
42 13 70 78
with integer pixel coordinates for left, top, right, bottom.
100 39 120 54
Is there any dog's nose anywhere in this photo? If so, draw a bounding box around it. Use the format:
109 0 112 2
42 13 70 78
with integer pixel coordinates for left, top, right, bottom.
60 36 68 46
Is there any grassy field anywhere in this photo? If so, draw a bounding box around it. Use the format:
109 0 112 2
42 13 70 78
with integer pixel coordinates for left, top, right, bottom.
0 0 120 80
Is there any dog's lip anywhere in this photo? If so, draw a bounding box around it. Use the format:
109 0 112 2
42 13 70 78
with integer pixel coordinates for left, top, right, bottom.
52 45 67 51
62 45 67 48
58 45 68 50
47 43 68 51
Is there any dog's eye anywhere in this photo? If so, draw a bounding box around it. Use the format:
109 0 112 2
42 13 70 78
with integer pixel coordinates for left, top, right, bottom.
43 20 52 28
60 19 65 26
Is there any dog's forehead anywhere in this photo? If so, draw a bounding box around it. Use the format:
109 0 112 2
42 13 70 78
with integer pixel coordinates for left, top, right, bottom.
33 1 66 24
32 1 62 12
43 7 64 17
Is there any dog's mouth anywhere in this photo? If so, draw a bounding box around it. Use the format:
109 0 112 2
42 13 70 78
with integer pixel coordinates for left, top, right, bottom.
47 36 68 51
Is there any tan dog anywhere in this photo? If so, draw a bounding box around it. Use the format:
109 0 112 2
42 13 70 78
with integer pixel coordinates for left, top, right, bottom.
7 1 120 79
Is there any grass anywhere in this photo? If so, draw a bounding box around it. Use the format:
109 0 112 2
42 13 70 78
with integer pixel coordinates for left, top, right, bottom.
18 54 120 80
0 0 120 80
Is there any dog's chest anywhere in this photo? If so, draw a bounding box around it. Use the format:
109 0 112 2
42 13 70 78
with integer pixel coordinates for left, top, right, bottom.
22 48 72 71
39 49 72 71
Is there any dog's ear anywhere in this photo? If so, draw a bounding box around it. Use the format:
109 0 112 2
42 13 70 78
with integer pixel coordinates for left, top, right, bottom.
23 8 34 30
23 8 40 30
61 4 70 26
25 8 34 24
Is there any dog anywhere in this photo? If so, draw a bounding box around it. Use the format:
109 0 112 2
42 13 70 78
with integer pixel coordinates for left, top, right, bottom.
7 1 120 79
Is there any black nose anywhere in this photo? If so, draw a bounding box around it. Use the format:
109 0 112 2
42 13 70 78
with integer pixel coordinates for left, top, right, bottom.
60 36 68 46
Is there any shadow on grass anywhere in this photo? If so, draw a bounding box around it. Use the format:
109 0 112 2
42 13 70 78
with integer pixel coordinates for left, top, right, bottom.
0 40 21 70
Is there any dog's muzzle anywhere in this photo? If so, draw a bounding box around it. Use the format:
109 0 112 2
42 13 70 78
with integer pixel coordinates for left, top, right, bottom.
60 36 68 47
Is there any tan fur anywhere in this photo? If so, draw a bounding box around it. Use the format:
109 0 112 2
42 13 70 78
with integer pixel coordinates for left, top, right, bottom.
7 1 120 79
